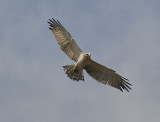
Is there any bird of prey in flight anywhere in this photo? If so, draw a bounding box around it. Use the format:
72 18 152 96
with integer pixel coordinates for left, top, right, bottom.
48 18 132 92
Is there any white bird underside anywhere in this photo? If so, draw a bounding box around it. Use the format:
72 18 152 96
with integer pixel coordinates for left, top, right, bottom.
48 18 132 92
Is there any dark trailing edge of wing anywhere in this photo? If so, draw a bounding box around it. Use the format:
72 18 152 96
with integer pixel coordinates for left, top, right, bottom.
48 18 63 30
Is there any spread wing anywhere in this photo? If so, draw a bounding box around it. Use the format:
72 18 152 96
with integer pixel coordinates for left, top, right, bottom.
48 18 83 61
85 59 132 92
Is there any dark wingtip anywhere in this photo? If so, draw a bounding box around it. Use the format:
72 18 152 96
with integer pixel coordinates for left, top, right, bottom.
47 18 56 30
119 87 123 92
124 83 132 92
119 82 132 92
49 27 52 30
126 88 129 92
48 18 63 30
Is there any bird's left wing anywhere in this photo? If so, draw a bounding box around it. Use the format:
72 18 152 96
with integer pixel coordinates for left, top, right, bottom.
85 59 132 92
48 18 83 61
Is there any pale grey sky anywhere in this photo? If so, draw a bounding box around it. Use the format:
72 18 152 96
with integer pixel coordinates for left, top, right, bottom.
0 0 160 122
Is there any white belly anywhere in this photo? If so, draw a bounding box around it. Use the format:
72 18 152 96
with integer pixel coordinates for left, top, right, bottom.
76 53 87 71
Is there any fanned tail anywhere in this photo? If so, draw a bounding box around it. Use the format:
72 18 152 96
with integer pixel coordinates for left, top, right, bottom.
63 65 84 81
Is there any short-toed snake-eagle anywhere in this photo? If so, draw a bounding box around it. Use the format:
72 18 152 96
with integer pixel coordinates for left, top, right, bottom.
48 18 131 92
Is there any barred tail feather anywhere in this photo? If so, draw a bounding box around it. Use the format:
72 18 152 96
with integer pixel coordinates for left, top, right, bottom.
63 65 84 81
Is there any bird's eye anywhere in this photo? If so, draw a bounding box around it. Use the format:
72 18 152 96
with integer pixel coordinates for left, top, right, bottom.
86 53 91 56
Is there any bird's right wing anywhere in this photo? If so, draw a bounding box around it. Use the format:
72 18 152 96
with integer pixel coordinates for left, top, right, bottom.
85 59 132 92
48 18 83 61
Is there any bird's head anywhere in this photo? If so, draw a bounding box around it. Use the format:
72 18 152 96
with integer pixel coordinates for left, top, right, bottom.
85 53 91 57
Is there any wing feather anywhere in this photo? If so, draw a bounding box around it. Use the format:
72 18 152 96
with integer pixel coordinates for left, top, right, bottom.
48 18 83 61
85 59 132 92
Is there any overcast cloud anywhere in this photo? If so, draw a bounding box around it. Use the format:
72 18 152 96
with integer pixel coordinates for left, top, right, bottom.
0 0 160 122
